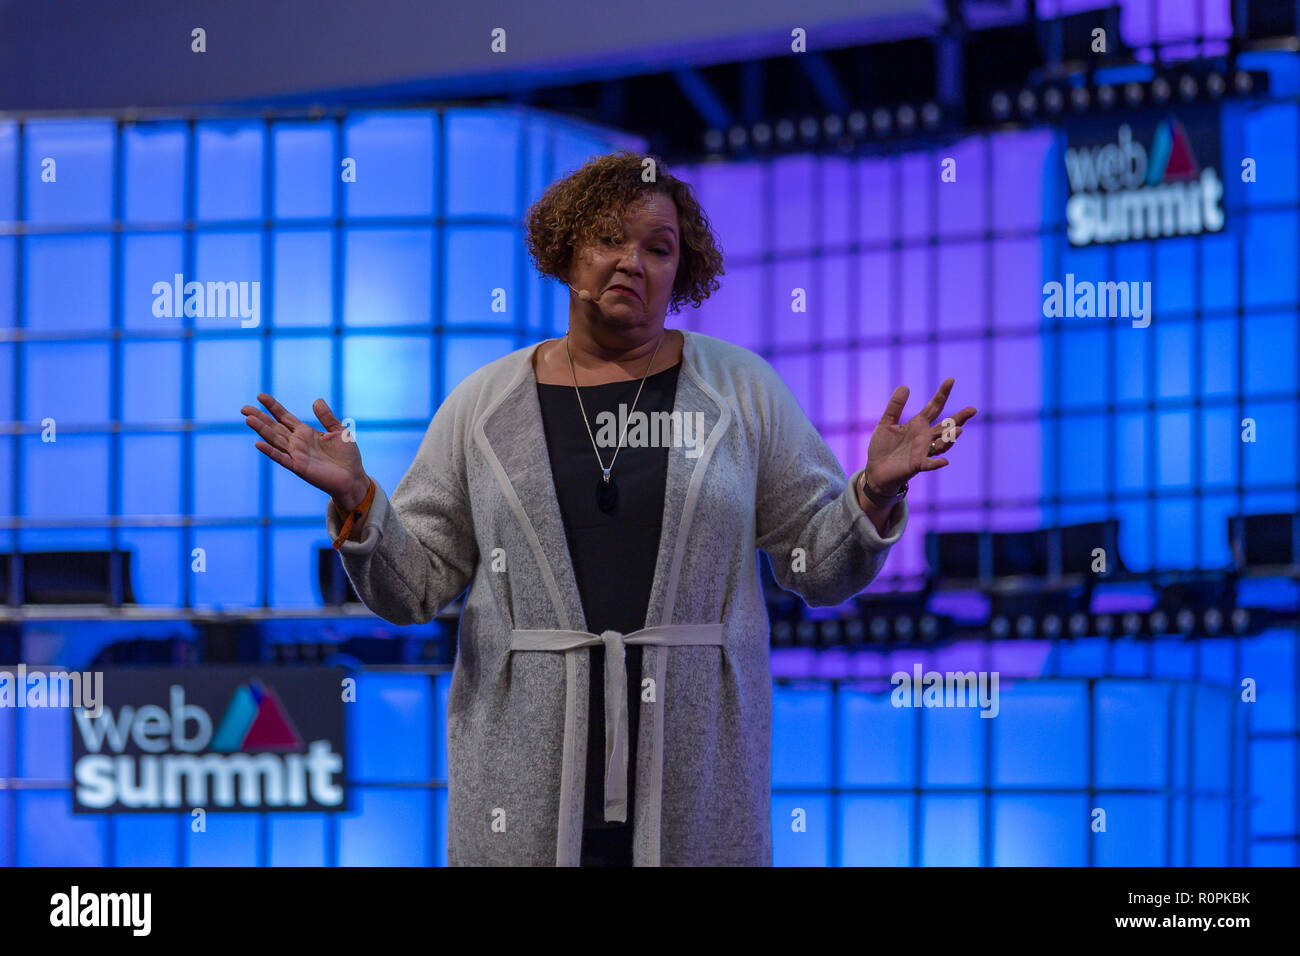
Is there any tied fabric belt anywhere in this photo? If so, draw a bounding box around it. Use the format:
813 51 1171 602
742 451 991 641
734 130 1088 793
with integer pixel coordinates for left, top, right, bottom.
508 623 725 824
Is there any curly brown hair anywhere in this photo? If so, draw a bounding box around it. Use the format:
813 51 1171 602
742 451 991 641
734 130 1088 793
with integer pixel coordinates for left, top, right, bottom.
524 150 725 314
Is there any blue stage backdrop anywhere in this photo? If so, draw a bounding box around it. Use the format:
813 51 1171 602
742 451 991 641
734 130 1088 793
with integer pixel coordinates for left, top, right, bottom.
0 79 1295 864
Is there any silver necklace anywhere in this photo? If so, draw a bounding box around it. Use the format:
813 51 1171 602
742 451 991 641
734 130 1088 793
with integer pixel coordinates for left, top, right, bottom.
565 330 666 515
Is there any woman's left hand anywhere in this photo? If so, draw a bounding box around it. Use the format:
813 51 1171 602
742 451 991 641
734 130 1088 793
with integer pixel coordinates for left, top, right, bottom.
864 378 977 494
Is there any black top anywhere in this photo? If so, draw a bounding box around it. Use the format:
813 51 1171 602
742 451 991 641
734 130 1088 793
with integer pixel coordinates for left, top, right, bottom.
536 359 682 831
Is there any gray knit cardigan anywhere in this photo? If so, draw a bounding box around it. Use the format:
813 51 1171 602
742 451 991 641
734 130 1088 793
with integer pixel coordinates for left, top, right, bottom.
325 329 908 865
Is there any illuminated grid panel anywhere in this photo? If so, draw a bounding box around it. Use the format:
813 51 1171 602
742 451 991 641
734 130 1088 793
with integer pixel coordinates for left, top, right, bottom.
1038 0 1233 61
1046 99 1299 574
0 108 639 608
771 677 1242 867
1034 93 1299 869
678 103 1298 581
0 107 638 866
769 633 1257 867
0 641 1267 866
679 137 1051 592
678 97 1298 865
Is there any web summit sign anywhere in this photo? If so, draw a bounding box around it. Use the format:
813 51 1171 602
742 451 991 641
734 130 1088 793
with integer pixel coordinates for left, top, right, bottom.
71 668 347 813
1065 107 1224 246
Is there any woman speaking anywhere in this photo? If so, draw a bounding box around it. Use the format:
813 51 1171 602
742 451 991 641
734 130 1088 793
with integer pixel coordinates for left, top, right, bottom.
240 150 976 866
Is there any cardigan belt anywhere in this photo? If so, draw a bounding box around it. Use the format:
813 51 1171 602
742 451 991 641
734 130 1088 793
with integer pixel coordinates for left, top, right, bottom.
508 623 725 824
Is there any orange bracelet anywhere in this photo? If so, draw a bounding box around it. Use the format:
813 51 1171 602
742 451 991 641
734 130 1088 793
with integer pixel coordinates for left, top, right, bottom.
332 478 376 550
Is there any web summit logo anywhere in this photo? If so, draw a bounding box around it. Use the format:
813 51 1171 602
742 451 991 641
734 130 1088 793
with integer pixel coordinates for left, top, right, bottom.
1065 117 1224 246
74 679 344 812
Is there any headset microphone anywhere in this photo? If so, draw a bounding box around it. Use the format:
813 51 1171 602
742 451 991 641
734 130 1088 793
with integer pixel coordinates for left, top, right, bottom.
567 284 593 302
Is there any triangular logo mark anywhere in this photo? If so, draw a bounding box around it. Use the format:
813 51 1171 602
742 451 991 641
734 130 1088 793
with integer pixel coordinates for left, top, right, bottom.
240 681 303 751
210 680 303 752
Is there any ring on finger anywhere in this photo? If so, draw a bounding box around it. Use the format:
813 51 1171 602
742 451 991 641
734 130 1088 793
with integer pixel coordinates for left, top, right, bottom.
929 434 954 456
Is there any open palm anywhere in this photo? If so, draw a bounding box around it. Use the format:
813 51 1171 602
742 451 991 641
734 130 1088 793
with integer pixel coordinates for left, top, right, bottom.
241 393 367 504
866 378 977 491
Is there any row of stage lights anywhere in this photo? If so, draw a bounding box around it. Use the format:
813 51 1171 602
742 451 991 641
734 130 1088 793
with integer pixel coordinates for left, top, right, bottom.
990 68 1259 121
703 66 1263 157
770 604 1259 649
767 512 1293 648
703 101 945 155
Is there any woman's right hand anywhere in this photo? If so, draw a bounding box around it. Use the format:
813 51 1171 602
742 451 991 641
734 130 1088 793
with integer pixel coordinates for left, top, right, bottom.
241 393 370 511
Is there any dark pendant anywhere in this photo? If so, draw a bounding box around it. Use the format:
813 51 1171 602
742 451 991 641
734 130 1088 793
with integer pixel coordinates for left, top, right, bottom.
597 475 619 514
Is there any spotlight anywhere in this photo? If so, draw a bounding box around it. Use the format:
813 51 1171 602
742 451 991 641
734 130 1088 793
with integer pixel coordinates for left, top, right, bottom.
1095 613 1114 636
704 129 724 151
990 615 1010 638
1176 608 1196 634
727 125 748 149
1017 89 1037 116
752 122 772 146
872 107 893 133
870 617 890 642
1124 82 1144 105
919 615 939 639
896 104 916 132
1096 85 1116 108
796 620 817 646
847 111 868 135
1234 71 1253 93
1016 614 1035 639
1206 73 1226 97
1043 87 1065 112
799 116 819 141
1151 76 1171 101
990 92 1011 120
1043 614 1062 638
844 618 865 646
1231 608 1250 634
1070 87 1090 110
1069 612 1089 637
1178 74 1198 100
894 616 914 640
819 619 842 645
775 119 796 144
1149 610 1168 634
822 114 843 137
1122 612 1143 636
920 102 941 128
1203 607 1223 635
772 620 794 646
